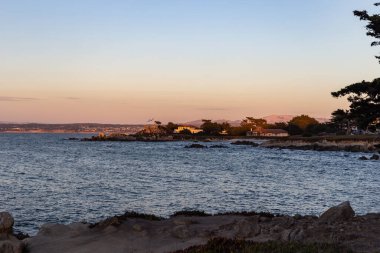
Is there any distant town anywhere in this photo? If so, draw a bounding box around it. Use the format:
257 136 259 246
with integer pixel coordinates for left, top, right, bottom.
0 123 144 134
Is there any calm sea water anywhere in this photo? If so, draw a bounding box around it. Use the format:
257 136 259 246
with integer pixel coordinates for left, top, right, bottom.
0 133 379 234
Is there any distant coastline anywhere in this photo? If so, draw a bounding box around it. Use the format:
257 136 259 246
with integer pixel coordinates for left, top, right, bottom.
0 123 144 134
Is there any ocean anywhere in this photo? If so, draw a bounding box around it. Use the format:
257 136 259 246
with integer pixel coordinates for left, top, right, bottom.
0 133 379 235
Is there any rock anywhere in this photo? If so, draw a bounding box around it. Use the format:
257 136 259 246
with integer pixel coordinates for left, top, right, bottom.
185 144 207 149
289 228 305 241
293 214 302 220
209 145 228 148
234 220 251 237
370 154 379 160
319 201 355 224
171 225 193 239
0 213 14 234
132 224 143 232
359 156 368 160
173 219 193 226
231 141 259 147
0 213 23 253
38 224 74 237
0 239 23 253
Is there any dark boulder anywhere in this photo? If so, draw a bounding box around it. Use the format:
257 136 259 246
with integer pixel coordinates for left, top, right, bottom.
210 145 228 148
231 141 259 147
359 156 368 160
319 201 355 224
185 144 207 149
0 212 14 234
0 212 24 253
370 154 379 160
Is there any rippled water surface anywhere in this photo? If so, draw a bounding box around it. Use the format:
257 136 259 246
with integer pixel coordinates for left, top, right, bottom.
0 133 379 234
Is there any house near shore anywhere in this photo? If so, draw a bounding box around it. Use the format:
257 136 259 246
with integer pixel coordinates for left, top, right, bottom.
247 128 289 137
174 126 203 134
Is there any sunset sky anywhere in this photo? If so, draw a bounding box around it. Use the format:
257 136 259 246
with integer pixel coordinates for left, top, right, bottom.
1 0 380 123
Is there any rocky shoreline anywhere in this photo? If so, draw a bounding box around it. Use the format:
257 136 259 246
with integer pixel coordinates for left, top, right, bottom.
1 202 380 253
260 138 380 153
80 134 380 154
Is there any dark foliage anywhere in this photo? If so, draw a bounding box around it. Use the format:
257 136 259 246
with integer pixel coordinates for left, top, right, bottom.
200 120 223 135
172 238 353 253
332 78 380 130
354 2 380 62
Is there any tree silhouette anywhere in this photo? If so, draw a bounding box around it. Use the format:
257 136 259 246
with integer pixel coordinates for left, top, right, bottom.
354 3 380 62
332 78 380 130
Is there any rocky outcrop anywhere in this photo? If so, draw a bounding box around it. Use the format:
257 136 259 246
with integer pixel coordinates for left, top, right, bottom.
0 212 24 253
319 201 355 224
21 202 380 253
358 154 380 160
261 138 380 152
185 144 207 148
231 141 259 147
0 213 13 234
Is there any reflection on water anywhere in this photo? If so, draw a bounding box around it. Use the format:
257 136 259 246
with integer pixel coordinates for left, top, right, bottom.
0 133 379 234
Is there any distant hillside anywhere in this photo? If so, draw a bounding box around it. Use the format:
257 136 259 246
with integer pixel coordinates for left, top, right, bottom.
263 115 329 124
183 119 241 127
184 115 329 127
262 115 294 124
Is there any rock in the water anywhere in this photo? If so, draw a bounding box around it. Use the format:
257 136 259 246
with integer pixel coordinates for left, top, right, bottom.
0 213 14 234
231 141 259 147
319 201 355 224
370 154 379 160
185 144 207 149
209 145 228 148
359 156 368 160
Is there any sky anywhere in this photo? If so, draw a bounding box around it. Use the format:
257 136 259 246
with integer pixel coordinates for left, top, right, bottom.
1 0 380 124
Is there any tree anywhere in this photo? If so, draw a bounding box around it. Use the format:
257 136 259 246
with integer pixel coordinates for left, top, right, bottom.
265 122 288 130
200 120 222 135
354 3 380 62
179 128 192 135
331 78 380 130
288 115 319 131
165 122 179 134
241 117 267 130
331 109 352 134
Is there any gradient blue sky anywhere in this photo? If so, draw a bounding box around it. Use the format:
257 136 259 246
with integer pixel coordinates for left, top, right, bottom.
1 0 379 123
